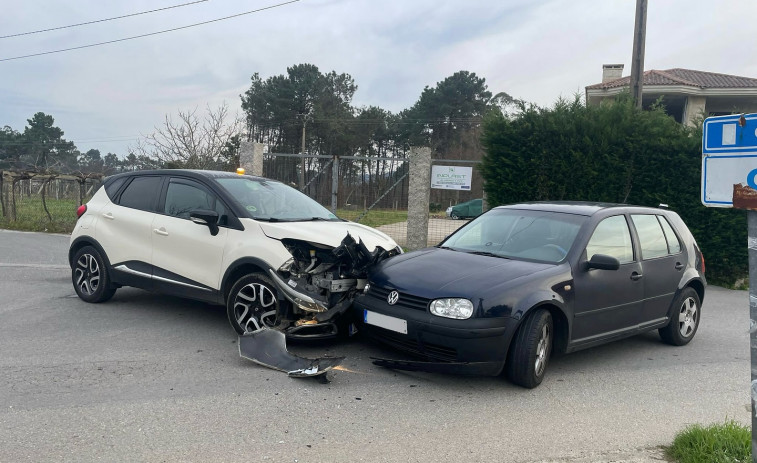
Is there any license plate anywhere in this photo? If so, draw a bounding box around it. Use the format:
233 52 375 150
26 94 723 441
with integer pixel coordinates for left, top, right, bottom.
364 309 407 334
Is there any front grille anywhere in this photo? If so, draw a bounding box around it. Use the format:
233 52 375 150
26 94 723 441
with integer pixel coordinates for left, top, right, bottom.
367 286 430 311
365 326 458 362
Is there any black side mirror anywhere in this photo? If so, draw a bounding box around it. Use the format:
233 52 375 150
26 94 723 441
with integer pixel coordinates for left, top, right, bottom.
189 209 220 236
586 254 620 271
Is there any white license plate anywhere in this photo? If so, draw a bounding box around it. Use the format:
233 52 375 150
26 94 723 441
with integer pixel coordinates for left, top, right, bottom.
364 309 407 334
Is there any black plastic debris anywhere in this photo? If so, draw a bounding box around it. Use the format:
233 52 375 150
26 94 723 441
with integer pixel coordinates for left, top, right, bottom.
239 328 344 377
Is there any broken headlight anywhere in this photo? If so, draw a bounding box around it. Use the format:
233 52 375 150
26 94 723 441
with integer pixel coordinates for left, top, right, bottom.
430 298 473 320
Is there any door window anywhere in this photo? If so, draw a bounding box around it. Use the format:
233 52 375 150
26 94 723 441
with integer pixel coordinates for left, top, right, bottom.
118 176 162 211
586 215 634 264
658 216 682 254
631 215 669 260
164 180 226 221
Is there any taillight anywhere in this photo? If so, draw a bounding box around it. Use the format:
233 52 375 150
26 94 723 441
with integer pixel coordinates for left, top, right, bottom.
76 204 87 219
700 251 705 274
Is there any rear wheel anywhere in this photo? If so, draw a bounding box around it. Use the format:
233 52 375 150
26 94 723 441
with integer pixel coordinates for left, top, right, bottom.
226 273 279 335
72 246 116 303
451 212 459 220
659 287 701 346
506 308 553 389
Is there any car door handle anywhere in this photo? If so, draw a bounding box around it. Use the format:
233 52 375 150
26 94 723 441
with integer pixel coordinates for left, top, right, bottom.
153 227 169 236
102 212 114 220
675 262 684 270
630 272 643 281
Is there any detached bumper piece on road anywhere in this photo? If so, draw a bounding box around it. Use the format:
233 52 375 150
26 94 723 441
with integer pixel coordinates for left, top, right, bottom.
238 328 344 377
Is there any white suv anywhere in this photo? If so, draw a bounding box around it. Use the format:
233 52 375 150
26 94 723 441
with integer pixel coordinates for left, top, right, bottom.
69 169 401 339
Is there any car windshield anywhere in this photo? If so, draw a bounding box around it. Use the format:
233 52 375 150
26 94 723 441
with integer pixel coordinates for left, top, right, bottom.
215 177 340 222
441 208 586 263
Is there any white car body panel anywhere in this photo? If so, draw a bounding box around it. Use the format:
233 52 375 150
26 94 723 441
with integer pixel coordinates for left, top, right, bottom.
257 220 397 251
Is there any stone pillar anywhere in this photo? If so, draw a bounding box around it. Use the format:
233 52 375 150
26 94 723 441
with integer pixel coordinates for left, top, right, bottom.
406 147 431 251
239 141 264 177
683 96 707 127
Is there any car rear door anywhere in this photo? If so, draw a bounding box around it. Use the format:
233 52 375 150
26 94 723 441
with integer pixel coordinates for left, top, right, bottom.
96 175 163 282
630 214 686 326
150 177 229 299
571 214 644 344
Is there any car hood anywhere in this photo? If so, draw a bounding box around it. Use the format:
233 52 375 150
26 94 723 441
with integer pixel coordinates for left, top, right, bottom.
258 220 398 251
370 247 556 299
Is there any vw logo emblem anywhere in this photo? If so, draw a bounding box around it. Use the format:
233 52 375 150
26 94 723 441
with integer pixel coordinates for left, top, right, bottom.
387 290 399 305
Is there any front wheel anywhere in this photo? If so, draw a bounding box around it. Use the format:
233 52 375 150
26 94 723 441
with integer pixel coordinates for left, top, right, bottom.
226 273 279 335
72 246 116 303
659 287 701 346
506 309 553 389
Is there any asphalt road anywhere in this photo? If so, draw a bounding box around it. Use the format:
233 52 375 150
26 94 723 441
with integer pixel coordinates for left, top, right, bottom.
0 229 750 463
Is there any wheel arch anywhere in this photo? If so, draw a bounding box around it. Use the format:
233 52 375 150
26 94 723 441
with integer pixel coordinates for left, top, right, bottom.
685 278 706 305
69 236 111 269
510 302 570 357
221 257 275 303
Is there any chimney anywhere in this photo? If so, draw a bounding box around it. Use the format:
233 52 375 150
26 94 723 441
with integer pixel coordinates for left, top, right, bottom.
602 64 624 83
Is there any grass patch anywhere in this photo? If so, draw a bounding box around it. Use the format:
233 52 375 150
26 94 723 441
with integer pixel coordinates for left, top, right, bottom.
1 197 79 233
337 208 408 228
667 420 750 463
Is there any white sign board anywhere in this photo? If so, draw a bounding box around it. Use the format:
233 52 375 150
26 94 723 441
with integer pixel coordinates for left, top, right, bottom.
431 165 472 190
701 114 757 209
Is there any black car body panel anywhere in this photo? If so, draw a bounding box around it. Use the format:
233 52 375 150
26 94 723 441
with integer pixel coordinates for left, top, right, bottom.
354 202 706 378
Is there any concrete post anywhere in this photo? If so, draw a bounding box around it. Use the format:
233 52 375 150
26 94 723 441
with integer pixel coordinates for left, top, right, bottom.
748 211 757 459
239 141 264 177
406 147 431 251
331 156 339 213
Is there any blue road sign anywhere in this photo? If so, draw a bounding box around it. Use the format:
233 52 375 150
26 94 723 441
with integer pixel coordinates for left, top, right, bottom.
702 114 757 208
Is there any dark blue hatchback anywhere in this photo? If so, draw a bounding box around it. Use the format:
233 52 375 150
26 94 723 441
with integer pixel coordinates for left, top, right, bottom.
354 202 706 388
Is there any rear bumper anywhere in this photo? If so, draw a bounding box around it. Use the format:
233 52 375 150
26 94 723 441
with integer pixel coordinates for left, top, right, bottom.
353 296 517 376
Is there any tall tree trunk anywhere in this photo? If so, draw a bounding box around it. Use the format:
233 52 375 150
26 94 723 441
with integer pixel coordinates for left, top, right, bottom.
41 176 54 222
0 171 5 219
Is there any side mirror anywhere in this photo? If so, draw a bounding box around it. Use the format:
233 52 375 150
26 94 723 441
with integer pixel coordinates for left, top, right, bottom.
586 254 620 271
190 209 220 236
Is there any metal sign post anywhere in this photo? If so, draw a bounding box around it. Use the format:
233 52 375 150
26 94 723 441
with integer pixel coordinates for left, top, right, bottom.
701 113 757 459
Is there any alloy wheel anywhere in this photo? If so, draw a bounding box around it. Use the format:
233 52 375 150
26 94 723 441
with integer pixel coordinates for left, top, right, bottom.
74 253 100 296
678 297 698 338
534 323 550 376
233 282 277 332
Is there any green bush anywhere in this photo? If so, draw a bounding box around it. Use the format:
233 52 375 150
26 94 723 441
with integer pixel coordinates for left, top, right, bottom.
480 94 746 284
667 420 750 463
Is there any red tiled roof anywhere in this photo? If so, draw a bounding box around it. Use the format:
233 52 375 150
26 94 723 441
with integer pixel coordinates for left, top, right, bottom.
586 68 757 90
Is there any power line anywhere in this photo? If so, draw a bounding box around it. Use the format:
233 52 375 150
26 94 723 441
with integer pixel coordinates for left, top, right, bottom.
0 0 209 40
0 0 301 62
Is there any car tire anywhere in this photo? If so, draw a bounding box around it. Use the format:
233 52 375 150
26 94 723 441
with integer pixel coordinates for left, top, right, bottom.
506 308 553 389
227 273 279 335
72 246 116 303
451 212 459 220
659 287 701 346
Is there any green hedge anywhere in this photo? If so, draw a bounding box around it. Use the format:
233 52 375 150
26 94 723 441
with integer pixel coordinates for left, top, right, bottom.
480 95 746 284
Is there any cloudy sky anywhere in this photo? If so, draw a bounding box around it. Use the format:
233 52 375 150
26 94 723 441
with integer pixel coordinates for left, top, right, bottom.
1 0 755 157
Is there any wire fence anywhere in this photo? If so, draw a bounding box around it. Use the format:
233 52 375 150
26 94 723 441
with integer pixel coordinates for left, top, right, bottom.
0 171 101 233
260 153 483 248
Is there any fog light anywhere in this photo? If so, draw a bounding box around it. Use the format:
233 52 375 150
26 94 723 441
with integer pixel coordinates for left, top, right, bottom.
430 298 473 319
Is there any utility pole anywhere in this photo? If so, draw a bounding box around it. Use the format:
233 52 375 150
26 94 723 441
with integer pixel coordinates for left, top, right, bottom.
629 0 648 109
299 116 307 190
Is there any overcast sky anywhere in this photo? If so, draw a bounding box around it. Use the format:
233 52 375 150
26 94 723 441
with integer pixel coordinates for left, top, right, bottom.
1 0 755 157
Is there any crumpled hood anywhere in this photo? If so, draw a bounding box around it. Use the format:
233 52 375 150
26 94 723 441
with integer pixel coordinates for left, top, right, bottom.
258 220 398 251
370 247 557 299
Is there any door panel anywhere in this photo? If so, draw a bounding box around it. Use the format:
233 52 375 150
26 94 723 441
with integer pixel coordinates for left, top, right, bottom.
572 215 643 342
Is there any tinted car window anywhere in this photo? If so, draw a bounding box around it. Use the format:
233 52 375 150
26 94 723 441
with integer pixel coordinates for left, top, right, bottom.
586 215 634 264
118 176 162 211
164 180 226 221
632 214 668 259
659 216 682 254
442 208 584 263
104 177 126 199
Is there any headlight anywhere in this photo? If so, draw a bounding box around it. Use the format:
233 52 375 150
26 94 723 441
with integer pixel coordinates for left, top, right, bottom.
430 298 474 319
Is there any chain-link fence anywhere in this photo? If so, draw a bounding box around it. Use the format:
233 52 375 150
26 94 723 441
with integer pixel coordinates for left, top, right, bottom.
0 171 101 233
257 151 483 248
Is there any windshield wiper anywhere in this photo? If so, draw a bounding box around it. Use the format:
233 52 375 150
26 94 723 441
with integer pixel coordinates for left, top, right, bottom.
466 250 508 258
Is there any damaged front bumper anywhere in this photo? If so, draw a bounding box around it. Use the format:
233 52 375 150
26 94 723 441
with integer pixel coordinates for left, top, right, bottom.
239 328 344 377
